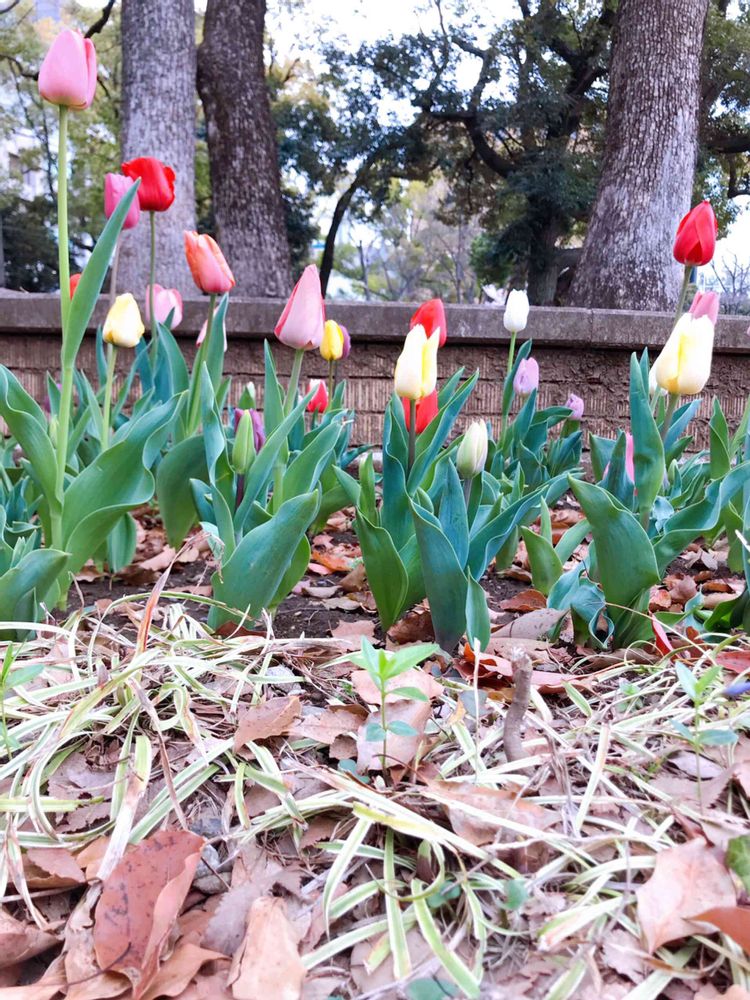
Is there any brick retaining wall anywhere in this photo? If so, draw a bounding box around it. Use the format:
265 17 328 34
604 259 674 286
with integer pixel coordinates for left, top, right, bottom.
1 292 748 446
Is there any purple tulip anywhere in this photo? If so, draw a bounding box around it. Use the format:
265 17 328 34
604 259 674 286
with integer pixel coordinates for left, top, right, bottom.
565 393 584 420
234 407 265 452
340 324 351 359
513 357 539 397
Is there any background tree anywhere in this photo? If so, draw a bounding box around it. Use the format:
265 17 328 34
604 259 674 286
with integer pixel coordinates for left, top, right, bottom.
570 0 710 309
118 0 196 292
198 0 292 296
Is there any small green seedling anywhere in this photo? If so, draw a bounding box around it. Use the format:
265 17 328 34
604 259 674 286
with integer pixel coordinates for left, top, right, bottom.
673 660 737 808
344 638 440 774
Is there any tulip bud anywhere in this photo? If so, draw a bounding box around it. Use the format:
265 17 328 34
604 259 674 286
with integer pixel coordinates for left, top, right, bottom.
307 379 329 414
513 357 539 397
145 284 183 328
104 173 140 230
652 294 717 396
103 293 145 349
238 382 257 410
340 324 351 359
38 29 97 111
394 325 438 401
457 421 488 479
565 393 584 421
503 289 529 335
410 298 447 347
232 410 256 474
69 273 82 299
274 265 326 351
320 320 346 362
184 231 235 295
673 201 717 267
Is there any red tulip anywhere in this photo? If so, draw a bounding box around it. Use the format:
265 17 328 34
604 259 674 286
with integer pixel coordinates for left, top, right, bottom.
402 388 439 432
410 298 447 347
306 379 329 414
673 201 717 267
121 157 175 213
274 265 326 351
184 231 235 295
104 173 140 230
69 273 82 299
38 29 97 111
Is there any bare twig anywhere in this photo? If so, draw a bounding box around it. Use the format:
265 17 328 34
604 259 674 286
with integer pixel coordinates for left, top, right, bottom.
503 646 533 764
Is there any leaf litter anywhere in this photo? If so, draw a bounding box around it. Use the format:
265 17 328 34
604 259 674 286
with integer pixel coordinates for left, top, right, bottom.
1 540 750 998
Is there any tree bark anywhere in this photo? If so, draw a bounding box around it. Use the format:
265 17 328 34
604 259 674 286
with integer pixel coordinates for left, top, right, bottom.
569 0 709 311
197 0 291 297
118 0 196 294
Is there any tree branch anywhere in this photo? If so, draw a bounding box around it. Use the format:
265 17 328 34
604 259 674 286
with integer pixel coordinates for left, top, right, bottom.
85 0 116 39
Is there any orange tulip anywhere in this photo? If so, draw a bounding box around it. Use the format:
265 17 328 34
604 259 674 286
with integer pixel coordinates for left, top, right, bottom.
184 231 235 295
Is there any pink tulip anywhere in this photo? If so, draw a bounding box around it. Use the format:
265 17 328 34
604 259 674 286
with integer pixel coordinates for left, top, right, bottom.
104 173 140 230
688 289 720 325
274 265 325 351
145 285 183 329
38 29 97 111
565 393 584 420
184 231 235 295
234 407 265 452
513 357 539 397
340 324 351 359
625 432 635 482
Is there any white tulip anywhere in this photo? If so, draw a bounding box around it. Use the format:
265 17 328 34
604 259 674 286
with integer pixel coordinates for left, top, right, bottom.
503 289 530 335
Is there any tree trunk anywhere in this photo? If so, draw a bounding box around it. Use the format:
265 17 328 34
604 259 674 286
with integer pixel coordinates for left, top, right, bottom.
569 0 709 311
527 217 565 305
118 0 196 294
197 0 291 297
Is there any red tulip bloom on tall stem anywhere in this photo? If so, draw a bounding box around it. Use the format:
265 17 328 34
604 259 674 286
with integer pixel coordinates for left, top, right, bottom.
122 157 176 342
672 200 718 318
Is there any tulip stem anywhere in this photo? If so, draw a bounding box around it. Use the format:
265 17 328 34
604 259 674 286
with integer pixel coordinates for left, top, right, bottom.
285 348 305 416
675 265 692 320
463 476 473 506
328 360 335 402
661 392 680 443
149 211 157 341
52 105 72 581
101 343 117 450
499 330 518 439
408 400 417 471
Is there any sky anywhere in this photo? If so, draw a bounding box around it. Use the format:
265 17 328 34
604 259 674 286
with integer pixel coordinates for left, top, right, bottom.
75 0 750 284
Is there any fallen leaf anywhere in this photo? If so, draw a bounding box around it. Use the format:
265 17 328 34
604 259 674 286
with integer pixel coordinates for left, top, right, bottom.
0 911 59 970
23 847 85 889
387 608 434 644
233 696 301 750
495 608 567 639
426 780 556 848
141 942 227 1000
695 988 750 1000
228 897 305 1000
138 547 176 573
648 587 672 612
690 906 750 953
499 589 547 613
635 839 736 952
329 619 376 642
457 654 594 694
716 649 750 674
339 563 367 593
600 928 645 983
287 705 367 745
93 829 205 997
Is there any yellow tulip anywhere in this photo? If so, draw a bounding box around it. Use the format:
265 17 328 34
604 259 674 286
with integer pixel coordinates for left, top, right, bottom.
651 312 714 396
320 319 345 362
103 293 145 349
394 325 438 401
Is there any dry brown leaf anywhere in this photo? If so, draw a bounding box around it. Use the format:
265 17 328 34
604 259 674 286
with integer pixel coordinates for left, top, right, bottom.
499 589 548 613
93 829 205 997
233 696 301 749
63 892 129 1000
387 608 435 644
287 705 367 745
176 969 234 999
0 910 59 970
140 942 227 1000
635 839 736 952
329 619 376 642
23 847 85 890
495 608 567 639
691 906 750 954
0 963 68 999
351 666 443 706
228 897 304 1000
600 928 646 983
426 781 556 848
